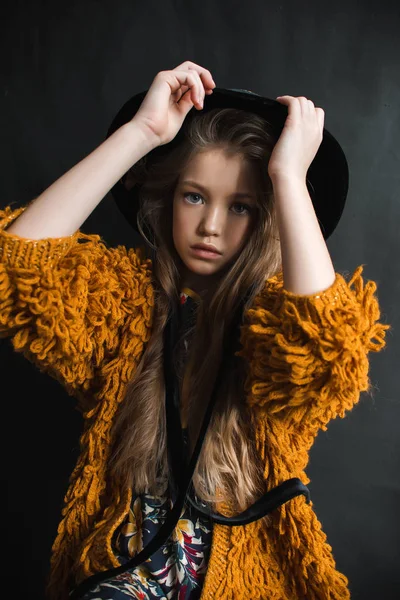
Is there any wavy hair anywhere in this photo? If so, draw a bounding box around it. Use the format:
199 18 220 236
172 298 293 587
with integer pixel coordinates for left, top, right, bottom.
108 107 282 524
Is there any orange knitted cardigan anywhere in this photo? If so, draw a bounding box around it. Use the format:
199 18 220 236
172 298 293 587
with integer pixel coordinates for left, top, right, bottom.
0 203 390 600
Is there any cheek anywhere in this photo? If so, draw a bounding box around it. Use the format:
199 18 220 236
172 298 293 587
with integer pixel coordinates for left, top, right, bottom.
174 204 193 232
175 209 188 229
230 221 252 250
172 204 189 247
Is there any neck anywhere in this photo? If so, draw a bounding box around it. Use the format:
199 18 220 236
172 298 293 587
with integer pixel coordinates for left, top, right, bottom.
180 271 221 298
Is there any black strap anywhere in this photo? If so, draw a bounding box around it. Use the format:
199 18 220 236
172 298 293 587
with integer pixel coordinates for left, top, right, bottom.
69 290 310 598
185 478 310 525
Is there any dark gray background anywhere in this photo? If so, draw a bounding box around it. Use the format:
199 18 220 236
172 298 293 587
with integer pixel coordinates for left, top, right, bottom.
0 0 398 598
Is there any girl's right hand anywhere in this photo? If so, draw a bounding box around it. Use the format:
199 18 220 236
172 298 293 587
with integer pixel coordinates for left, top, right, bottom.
132 60 216 147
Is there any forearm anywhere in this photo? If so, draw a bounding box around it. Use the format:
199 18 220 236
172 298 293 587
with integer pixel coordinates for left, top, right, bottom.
6 119 158 239
272 174 336 296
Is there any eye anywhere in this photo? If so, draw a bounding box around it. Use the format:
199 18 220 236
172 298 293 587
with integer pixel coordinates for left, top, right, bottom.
184 192 203 204
233 203 252 216
183 192 252 216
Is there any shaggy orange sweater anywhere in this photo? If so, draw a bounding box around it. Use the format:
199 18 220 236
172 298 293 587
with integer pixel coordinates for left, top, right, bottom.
0 203 390 600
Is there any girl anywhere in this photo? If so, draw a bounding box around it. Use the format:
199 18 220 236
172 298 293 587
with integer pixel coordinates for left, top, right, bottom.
0 60 390 600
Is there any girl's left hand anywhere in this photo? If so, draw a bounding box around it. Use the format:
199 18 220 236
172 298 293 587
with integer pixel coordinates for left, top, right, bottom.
268 95 325 182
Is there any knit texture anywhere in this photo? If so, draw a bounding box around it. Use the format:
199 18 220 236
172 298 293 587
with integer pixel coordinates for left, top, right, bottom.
0 203 390 600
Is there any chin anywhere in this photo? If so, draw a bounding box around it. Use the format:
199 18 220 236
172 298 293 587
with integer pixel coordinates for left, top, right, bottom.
186 262 219 276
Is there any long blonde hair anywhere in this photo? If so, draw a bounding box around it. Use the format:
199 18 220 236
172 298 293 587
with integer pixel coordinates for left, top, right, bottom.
108 108 282 523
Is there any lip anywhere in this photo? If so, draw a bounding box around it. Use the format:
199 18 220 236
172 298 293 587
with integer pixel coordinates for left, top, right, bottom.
190 247 221 259
191 244 222 254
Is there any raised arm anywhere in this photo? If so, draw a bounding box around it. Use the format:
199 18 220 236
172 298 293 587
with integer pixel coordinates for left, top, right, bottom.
6 119 157 239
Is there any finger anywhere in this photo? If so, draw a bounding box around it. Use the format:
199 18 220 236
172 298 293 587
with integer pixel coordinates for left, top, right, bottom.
173 60 216 92
179 70 202 108
177 82 213 97
167 70 201 107
279 95 303 118
176 83 213 102
188 69 206 107
171 85 186 102
305 99 324 127
298 97 313 116
306 99 315 118
297 97 318 119
184 69 205 110
316 107 325 130
185 61 217 90
276 95 299 107
172 83 191 103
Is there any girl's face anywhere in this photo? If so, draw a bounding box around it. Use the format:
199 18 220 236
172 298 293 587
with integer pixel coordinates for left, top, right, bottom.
172 149 257 294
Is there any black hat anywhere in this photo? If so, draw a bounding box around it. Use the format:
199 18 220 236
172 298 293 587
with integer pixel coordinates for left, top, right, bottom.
105 87 349 241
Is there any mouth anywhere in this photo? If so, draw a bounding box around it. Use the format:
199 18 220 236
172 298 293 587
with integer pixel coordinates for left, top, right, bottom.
191 243 222 254
190 247 222 259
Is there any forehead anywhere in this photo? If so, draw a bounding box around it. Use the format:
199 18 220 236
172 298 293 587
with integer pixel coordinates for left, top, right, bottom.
178 149 257 193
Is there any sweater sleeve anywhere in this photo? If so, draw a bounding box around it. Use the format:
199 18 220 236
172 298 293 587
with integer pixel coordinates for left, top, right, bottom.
236 265 391 432
0 203 154 413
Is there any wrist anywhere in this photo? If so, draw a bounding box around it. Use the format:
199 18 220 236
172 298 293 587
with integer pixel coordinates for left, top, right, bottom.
270 171 307 187
124 118 160 154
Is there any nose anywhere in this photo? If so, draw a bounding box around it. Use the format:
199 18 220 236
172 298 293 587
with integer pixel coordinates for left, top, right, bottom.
197 207 226 236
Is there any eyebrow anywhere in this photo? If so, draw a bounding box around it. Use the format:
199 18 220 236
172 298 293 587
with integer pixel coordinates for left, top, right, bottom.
180 180 255 200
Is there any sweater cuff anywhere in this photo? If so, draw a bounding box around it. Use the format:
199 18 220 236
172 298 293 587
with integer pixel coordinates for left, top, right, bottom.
0 204 85 269
265 267 364 319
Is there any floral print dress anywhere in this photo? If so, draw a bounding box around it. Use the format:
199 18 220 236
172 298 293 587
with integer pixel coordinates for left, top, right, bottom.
81 288 214 600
